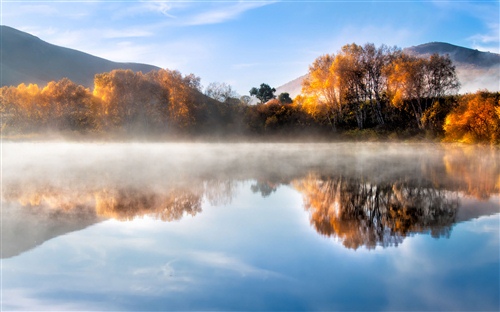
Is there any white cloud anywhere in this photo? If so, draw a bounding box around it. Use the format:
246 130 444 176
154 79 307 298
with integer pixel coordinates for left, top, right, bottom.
183 1 276 26
468 23 500 53
110 1 275 26
190 251 283 278
143 1 181 18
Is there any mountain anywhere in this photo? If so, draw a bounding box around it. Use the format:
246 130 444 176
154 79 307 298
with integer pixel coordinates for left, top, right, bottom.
404 42 500 68
276 42 500 97
275 74 307 100
0 25 160 88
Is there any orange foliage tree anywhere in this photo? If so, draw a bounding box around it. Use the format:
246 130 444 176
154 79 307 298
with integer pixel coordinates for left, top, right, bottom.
41 78 99 131
146 69 203 132
386 53 459 129
93 69 168 131
443 91 500 144
301 54 342 131
1 83 43 133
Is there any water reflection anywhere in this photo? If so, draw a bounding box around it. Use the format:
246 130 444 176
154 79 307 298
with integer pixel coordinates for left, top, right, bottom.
294 175 459 249
2 142 499 256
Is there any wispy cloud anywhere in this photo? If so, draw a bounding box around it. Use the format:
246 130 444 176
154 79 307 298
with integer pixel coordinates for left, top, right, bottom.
143 1 182 18
183 1 276 26
110 1 275 26
468 22 500 53
191 251 282 278
438 1 500 53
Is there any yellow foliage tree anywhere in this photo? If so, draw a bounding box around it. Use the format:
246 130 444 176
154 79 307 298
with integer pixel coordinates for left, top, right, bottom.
41 78 98 131
301 54 342 131
0 83 42 132
443 91 500 144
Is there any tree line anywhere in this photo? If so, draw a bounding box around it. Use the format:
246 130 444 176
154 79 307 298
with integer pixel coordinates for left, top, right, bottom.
1 43 499 143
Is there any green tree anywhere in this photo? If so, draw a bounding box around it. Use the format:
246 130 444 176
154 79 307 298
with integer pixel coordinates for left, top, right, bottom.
278 92 293 104
250 83 276 103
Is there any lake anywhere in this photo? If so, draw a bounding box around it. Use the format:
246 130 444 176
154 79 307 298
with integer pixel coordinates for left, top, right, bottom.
2 142 499 311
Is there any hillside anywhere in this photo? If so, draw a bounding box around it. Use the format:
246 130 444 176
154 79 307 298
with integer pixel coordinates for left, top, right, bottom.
277 42 500 96
0 25 160 88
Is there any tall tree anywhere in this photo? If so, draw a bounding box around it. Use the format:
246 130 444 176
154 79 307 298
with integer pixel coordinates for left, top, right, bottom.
362 43 400 126
301 54 341 131
426 53 460 99
386 53 428 128
332 43 367 129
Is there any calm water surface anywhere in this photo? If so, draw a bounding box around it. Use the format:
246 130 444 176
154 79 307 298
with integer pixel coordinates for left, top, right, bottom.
2 142 499 311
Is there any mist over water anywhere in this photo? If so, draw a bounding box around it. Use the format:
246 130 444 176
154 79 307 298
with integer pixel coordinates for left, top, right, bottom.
2 142 499 310
3 142 498 248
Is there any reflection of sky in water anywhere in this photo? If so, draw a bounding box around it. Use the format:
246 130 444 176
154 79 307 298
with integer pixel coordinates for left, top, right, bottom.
2 142 499 310
3 182 499 311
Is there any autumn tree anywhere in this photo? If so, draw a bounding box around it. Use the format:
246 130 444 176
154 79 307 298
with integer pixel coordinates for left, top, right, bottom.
1 84 43 132
146 69 203 132
41 78 98 131
301 54 341 131
443 91 500 144
426 54 460 97
301 44 402 131
387 53 459 129
332 44 368 129
362 43 399 126
93 69 168 132
386 53 428 128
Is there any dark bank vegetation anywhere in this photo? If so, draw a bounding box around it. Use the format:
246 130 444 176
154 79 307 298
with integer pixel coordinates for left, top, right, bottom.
1 43 499 144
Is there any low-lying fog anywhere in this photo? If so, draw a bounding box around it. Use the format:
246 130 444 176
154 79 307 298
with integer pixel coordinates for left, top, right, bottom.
2 142 499 256
3 142 499 206
3 141 498 187
0 142 454 185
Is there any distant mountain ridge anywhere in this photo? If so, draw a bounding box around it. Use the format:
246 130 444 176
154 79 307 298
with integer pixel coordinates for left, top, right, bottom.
404 42 500 68
0 25 160 88
276 42 500 97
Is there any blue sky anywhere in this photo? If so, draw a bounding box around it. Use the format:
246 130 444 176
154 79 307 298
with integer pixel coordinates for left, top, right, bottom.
1 0 499 94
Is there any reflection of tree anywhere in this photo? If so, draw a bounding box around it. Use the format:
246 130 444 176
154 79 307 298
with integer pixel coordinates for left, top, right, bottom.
2 183 94 211
294 174 459 249
95 188 202 221
251 181 278 197
204 180 237 206
2 184 217 222
442 146 499 200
